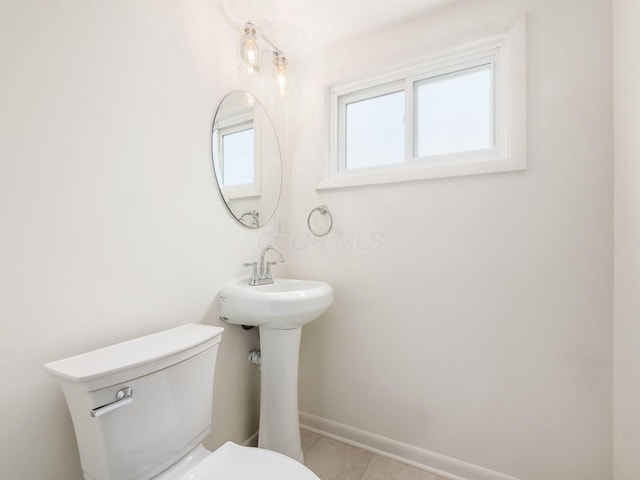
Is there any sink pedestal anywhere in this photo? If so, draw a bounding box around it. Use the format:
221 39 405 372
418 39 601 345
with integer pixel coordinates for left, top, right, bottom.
257 326 304 463
218 276 333 463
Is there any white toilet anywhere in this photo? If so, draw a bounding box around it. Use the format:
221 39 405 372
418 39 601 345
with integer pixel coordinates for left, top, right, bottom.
44 323 319 480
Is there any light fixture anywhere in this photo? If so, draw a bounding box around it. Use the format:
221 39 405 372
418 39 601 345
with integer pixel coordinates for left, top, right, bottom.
272 52 291 98
239 22 261 76
238 21 291 99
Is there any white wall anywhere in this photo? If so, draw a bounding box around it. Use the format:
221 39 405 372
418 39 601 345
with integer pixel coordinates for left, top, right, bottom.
0 0 618 479
285 0 613 479
613 0 640 478
0 1 276 478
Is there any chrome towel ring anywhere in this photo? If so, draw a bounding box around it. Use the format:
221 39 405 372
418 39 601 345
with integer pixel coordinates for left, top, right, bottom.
307 205 333 237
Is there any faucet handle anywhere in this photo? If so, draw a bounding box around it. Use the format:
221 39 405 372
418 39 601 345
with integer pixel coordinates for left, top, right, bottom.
265 261 278 279
243 262 258 285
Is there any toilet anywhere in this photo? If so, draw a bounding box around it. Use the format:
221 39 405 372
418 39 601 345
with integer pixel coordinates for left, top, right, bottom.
44 323 319 480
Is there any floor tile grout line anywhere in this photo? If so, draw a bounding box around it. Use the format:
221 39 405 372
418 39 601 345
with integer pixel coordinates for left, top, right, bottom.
301 431 321 459
308 435 320 453
358 452 376 480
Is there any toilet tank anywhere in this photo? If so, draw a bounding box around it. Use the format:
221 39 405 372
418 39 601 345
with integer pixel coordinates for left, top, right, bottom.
44 324 224 480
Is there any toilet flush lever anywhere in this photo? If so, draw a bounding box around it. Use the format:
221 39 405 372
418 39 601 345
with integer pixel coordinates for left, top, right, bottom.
90 387 133 418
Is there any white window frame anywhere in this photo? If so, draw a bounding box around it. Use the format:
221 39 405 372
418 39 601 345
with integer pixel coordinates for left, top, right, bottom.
214 111 262 200
319 16 526 190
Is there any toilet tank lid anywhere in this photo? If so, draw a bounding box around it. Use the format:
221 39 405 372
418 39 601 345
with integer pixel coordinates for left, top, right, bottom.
44 324 224 386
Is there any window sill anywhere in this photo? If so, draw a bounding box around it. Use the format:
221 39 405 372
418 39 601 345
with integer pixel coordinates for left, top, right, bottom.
316 156 526 190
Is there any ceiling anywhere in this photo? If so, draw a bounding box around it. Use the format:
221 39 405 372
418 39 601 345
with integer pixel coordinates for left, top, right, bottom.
214 0 458 58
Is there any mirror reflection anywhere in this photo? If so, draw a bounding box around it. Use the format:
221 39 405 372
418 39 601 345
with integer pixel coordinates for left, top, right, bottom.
212 91 282 228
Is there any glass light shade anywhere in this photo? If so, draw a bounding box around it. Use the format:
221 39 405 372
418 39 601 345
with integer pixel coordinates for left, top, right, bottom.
239 23 261 76
273 52 291 98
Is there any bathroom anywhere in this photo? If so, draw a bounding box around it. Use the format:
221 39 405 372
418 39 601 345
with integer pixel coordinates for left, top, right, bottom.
0 0 637 479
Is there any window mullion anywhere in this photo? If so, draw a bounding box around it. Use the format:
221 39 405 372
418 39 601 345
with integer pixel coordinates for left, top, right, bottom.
405 78 415 163
337 96 347 173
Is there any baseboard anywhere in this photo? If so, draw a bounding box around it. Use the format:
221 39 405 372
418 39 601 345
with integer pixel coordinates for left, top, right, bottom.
243 431 259 447
299 412 522 480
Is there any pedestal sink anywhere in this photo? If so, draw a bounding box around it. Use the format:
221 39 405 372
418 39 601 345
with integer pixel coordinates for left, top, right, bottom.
218 277 333 463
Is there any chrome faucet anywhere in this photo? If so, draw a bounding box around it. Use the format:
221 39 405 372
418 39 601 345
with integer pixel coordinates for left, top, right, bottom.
244 245 285 286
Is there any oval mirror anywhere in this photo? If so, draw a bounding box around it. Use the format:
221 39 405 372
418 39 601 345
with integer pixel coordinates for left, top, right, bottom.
211 91 282 228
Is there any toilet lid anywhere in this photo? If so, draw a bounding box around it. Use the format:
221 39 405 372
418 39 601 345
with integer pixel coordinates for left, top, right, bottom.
177 442 319 480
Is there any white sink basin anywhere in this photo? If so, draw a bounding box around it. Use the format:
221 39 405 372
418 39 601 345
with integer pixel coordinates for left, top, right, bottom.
219 277 333 330
219 276 333 461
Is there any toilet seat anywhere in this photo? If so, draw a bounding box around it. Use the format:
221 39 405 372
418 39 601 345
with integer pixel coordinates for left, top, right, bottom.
168 442 319 480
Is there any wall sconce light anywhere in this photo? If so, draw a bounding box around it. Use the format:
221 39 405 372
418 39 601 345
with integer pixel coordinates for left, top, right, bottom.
239 22 261 76
272 52 290 98
239 21 291 99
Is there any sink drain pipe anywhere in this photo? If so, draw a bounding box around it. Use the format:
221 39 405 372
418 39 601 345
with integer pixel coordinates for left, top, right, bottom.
248 350 261 366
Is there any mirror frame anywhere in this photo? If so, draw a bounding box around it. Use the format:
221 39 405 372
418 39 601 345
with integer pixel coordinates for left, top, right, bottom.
211 91 282 229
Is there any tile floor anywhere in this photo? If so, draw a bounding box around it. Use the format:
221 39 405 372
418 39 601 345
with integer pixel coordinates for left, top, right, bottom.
301 430 451 480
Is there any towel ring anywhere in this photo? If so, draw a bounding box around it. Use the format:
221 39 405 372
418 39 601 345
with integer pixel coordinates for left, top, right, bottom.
307 205 333 237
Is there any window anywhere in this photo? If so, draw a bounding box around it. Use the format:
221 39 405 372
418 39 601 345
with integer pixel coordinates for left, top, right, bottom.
320 17 526 189
213 112 261 199
220 122 255 187
345 89 405 170
413 63 493 158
